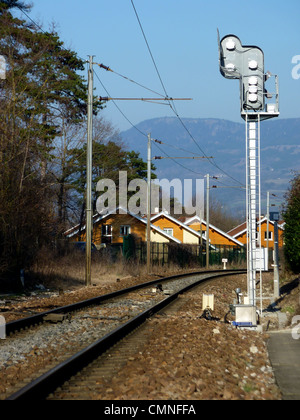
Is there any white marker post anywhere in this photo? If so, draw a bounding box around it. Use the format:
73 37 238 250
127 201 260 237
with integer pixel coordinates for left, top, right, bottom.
222 258 228 270
0 316 6 340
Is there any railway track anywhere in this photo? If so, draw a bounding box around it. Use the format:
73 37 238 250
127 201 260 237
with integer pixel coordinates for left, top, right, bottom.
4 269 246 400
5 269 240 336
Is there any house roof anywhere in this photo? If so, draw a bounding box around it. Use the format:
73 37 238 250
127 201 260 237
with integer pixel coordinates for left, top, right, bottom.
64 207 182 244
184 215 244 247
150 211 207 242
228 217 285 239
227 221 247 238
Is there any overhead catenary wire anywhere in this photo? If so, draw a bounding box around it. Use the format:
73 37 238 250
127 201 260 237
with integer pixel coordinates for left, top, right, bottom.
96 63 166 99
94 69 206 176
16 5 283 202
97 60 247 189
130 0 246 189
94 69 245 183
17 3 244 189
129 2 213 155
18 5 260 194
99 97 192 102
154 156 213 160
96 66 245 188
16 5 245 191
130 0 170 100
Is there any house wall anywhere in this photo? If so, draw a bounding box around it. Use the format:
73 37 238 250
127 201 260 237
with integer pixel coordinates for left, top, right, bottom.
183 229 200 245
188 222 238 246
73 214 146 245
70 214 176 245
152 216 184 242
235 222 284 248
260 221 284 248
151 230 170 243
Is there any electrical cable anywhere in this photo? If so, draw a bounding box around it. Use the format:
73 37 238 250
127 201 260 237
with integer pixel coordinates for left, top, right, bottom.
130 0 169 100
94 68 208 177
16 5 46 33
17 4 257 194
94 69 147 139
18 3 244 188
95 69 248 186
100 65 166 99
10 6 209 181
98 64 245 188
130 0 245 189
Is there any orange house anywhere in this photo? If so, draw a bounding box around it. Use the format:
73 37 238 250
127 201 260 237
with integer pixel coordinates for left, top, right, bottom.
64 207 181 246
150 212 243 248
150 212 206 245
184 215 244 248
227 217 285 249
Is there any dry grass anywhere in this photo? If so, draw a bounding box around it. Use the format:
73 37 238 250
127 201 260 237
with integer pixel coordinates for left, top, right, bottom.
26 244 248 293
28 247 198 291
276 269 300 324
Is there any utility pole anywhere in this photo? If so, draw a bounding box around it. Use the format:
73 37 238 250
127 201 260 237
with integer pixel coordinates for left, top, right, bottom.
273 221 280 299
147 134 152 275
205 174 210 269
86 56 94 287
267 192 277 265
266 191 270 253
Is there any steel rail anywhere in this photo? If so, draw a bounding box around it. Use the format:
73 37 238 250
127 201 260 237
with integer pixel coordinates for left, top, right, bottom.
6 270 246 400
5 269 245 336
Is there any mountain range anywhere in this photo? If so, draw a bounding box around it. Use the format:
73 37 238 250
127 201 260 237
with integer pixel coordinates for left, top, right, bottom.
120 117 300 215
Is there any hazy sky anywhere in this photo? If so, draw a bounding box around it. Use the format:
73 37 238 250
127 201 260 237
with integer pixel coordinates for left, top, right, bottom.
17 0 300 132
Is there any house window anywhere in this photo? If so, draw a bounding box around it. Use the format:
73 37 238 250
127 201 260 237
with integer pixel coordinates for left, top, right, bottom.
120 225 131 237
264 231 273 241
163 228 174 237
102 225 112 236
101 225 112 244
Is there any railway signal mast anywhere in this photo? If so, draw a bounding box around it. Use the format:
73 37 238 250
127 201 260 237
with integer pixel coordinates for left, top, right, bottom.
218 32 279 325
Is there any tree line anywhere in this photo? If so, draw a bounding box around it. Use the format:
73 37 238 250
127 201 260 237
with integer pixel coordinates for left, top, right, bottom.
283 172 300 274
0 1 155 279
1 1 298 282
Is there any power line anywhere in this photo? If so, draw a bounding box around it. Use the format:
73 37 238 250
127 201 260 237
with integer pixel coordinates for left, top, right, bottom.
97 65 245 188
129 1 210 158
18 3 243 188
94 68 209 177
95 70 247 185
130 0 169 99
130 0 245 188
17 4 249 193
94 69 147 138
153 139 199 157
16 5 46 32
97 63 166 99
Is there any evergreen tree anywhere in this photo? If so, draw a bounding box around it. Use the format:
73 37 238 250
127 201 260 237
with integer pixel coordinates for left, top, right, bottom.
0 3 101 277
0 0 30 13
68 137 156 222
283 172 300 273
